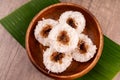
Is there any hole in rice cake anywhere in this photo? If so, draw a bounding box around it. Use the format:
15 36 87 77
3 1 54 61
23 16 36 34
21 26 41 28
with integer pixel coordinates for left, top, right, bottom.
40 25 52 38
50 52 65 64
57 31 70 45
66 18 77 29
78 40 88 54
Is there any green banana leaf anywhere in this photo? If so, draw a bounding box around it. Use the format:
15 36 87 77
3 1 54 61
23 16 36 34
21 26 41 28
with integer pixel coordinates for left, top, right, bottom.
79 36 120 80
0 0 60 47
0 0 120 80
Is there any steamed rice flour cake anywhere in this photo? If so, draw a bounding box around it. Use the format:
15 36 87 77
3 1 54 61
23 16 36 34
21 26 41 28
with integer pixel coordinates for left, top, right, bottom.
43 47 72 73
34 19 58 46
72 34 97 62
59 11 86 34
48 23 79 53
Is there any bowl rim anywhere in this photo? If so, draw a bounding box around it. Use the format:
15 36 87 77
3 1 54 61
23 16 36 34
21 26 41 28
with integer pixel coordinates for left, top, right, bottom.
25 2 104 79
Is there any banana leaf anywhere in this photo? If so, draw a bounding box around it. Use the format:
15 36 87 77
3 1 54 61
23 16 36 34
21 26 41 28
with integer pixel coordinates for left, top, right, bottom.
79 36 120 80
0 0 60 47
0 0 120 80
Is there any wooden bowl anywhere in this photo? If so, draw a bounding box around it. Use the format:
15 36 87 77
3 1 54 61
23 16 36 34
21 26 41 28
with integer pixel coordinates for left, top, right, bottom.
26 3 103 80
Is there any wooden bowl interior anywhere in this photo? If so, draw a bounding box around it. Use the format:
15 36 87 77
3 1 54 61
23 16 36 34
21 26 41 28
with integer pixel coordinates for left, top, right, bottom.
26 3 102 79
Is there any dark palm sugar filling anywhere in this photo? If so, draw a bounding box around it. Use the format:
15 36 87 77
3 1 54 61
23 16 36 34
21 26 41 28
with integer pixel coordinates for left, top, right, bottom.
66 18 77 29
40 25 52 38
57 31 70 45
50 52 65 64
78 40 88 54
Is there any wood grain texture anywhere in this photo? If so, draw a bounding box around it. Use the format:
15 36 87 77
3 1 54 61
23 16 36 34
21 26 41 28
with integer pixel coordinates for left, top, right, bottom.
0 0 120 80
